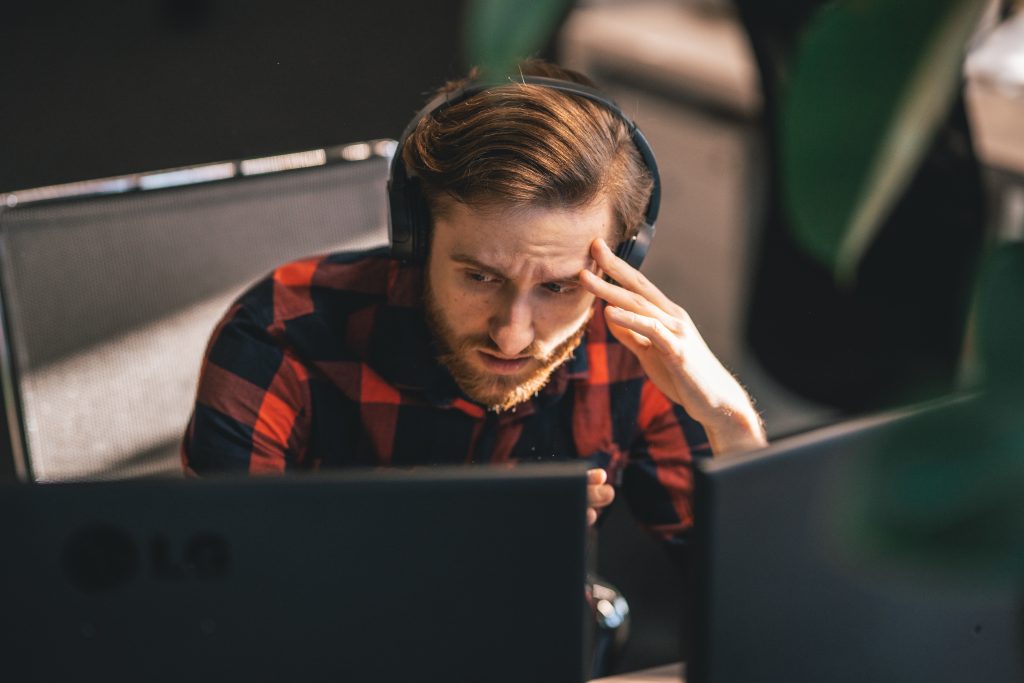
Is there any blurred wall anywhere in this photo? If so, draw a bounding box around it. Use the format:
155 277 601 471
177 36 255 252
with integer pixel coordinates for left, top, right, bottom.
0 0 468 192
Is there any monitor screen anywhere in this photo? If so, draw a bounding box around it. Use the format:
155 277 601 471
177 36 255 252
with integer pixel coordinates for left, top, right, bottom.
0 463 590 683
689 399 1022 683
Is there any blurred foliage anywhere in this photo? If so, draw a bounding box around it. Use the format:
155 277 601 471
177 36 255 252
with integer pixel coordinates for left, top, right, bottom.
977 243 1024 393
848 244 1024 580
741 0 1021 583
462 0 571 80
780 0 990 283
793 0 1024 582
738 0 987 412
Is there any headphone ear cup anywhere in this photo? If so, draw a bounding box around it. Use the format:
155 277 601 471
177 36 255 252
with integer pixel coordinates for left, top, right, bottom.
388 172 431 263
410 180 432 263
614 222 656 270
388 159 413 261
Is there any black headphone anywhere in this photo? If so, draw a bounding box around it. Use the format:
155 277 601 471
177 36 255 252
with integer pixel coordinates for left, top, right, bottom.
387 76 661 269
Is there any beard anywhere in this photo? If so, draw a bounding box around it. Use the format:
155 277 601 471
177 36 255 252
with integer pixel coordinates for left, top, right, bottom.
424 280 591 413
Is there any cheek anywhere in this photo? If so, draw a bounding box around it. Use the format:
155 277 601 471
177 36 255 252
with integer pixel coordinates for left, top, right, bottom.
533 292 595 342
437 277 494 330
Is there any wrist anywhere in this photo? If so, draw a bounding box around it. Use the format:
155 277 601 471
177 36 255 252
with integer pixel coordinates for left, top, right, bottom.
703 406 767 455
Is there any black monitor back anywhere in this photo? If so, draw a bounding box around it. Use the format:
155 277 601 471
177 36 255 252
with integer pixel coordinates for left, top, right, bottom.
0 464 589 683
690 402 1022 683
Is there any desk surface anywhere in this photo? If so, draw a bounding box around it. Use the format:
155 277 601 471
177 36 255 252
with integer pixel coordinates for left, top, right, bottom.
593 663 684 683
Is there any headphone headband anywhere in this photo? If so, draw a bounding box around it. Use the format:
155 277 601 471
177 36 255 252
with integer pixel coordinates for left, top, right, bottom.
388 75 660 267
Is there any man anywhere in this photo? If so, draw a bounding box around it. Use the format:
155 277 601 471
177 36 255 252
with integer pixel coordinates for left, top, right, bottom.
183 60 766 540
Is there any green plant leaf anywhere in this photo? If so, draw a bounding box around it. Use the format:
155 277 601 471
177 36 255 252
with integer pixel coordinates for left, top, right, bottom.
781 0 989 284
462 0 571 78
977 243 1024 392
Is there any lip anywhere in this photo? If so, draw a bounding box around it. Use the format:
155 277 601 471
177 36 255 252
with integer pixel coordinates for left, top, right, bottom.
477 351 532 375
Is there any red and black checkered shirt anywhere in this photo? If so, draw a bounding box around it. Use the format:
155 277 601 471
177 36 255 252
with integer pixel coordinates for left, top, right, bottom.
182 248 710 542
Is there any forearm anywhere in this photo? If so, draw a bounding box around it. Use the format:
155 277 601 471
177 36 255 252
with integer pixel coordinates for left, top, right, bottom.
701 402 767 455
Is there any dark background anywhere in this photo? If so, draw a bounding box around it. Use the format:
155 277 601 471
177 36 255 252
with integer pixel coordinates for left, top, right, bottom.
0 0 468 192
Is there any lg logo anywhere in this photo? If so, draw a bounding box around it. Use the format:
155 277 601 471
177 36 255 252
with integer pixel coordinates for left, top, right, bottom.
61 524 231 593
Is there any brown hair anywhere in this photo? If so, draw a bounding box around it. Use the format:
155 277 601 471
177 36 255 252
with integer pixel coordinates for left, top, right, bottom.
401 60 654 242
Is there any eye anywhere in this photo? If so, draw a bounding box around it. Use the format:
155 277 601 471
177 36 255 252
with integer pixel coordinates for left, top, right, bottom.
465 270 500 285
542 281 577 295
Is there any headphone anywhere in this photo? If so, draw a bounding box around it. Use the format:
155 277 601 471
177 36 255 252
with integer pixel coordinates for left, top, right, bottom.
387 76 661 269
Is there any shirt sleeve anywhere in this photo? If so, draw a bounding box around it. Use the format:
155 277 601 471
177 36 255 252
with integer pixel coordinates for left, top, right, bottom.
181 302 311 476
622 378 711 547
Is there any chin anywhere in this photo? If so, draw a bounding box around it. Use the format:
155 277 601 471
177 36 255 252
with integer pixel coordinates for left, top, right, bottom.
459 363 558 414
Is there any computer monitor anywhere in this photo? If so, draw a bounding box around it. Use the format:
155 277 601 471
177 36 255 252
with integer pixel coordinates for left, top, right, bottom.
689 399 1022 683
0 463 590 682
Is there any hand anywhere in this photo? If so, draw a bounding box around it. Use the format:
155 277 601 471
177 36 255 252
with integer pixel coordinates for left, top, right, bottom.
579 238 767 455
587 468 615 526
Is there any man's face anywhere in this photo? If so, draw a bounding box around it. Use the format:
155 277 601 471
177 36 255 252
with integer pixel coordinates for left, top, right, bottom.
424 195 616 412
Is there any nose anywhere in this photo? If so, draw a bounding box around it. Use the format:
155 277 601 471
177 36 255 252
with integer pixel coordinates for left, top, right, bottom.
489 290 535 357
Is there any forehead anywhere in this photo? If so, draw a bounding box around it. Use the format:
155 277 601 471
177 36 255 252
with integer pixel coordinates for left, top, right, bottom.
432 196 616 277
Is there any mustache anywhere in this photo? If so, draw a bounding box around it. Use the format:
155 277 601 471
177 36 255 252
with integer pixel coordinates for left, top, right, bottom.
451 333 545 362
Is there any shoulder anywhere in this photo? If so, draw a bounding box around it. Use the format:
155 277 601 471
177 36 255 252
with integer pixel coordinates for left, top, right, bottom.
232 246 409 328
214 247 424 369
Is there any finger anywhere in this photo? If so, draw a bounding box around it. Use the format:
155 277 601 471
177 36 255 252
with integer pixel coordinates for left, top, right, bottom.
587 468 607 486
587 507 598 526
606 317 653 352
579 268 674 329
592 238 682 316
588 483 615 508
605 305 680 358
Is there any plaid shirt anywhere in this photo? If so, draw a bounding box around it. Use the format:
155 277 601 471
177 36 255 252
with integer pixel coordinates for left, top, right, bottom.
183 248 710 542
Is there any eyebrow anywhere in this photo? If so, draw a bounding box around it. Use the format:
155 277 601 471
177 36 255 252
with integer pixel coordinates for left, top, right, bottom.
449 252 585 284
